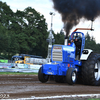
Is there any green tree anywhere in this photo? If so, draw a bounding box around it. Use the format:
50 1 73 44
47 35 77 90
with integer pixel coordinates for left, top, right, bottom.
0 23 10 56
0 1 70 59
22 7 48 57
0 1 13 28
54 32 64 45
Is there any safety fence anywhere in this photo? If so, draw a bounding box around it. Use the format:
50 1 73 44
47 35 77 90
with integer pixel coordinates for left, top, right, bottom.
0 63 41 73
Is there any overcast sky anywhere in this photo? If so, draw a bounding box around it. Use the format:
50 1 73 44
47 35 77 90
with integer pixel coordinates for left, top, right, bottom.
1 0 100 43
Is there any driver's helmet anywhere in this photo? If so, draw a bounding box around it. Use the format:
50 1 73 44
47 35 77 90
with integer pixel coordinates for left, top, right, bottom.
74 36 79 41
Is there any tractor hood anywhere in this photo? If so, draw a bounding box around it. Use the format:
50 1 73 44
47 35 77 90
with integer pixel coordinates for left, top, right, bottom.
51 42 76 63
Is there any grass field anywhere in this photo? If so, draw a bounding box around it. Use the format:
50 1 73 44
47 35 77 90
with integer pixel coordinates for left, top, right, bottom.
0 72 37 75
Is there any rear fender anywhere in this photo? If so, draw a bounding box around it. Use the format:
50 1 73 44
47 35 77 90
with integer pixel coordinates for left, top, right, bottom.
80 49 93 60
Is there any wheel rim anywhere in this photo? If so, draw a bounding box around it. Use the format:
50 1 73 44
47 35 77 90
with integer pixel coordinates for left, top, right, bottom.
72 72 76 82
94 60 100 81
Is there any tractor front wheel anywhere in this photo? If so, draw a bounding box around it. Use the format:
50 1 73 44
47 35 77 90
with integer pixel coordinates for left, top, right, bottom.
66 68 77 85
38 67 49 83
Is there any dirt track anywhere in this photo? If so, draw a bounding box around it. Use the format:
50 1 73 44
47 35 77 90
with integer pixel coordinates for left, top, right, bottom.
0 75 100 99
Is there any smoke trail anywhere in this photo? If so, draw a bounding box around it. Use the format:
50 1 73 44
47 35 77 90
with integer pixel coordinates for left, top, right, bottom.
52 0 100 37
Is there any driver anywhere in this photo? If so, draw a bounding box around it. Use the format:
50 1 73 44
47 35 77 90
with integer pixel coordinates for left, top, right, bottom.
74 36 81 47
74 36 79 41
73 36 82 59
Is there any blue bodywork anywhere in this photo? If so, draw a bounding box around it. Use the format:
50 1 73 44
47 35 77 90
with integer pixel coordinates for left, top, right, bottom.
41 32 85 76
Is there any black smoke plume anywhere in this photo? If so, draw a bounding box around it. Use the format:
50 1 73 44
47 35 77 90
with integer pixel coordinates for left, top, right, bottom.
52 0 100 38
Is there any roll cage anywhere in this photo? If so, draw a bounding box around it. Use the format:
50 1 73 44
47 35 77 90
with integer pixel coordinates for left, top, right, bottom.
68 28 92 60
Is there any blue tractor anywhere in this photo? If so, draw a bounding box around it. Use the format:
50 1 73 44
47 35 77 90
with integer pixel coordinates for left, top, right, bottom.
38 28 100 85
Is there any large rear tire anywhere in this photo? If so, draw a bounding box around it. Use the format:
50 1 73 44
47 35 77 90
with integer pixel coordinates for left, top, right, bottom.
38 67 49 83
66 68 77 85
82 53 100 86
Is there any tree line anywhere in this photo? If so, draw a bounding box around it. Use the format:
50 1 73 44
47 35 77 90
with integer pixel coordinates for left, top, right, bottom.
0 1 100 59
0 1 49 59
